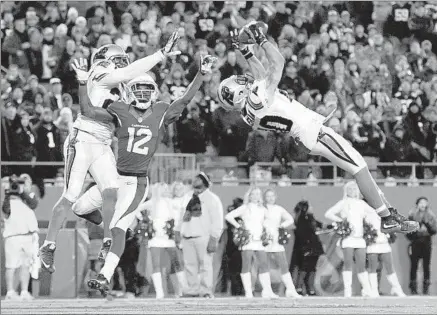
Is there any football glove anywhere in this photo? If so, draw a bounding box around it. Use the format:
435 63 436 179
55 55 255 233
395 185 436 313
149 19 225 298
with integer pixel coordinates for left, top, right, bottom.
200 55 217 75
161 30 182 57
243 21 267 46
230 29 252 59
71 58 89 84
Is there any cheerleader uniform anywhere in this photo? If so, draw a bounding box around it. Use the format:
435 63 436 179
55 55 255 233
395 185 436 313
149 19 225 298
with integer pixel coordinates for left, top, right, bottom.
237 204 268 251
325 198 371 249
366 210 391 254
264 205 294 253
146 198 179 248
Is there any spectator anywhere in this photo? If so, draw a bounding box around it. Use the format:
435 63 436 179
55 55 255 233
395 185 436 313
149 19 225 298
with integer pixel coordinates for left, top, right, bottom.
175 173 224 298
177 103 211 154
1 102 21 175
2 173 39 300
41 27 57 81
352 111 386 172
24 28 44 79
2 15 29 72
378 106 399 137
280 62 306 97
407 197 437 295
246 130 287 167
23 75 46 103
219 50 243 80
55 39 78 99
46 78 64 112
211 106 251 158
54 107 74 145
35 107 62 180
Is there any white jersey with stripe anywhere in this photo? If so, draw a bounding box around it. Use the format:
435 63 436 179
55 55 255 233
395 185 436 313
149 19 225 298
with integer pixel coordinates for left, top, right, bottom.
241 79 325 151
73 60 123 145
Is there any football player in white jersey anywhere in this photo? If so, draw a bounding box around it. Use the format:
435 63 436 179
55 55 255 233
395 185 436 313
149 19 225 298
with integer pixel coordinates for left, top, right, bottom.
218 22 418 235
39 31 182 273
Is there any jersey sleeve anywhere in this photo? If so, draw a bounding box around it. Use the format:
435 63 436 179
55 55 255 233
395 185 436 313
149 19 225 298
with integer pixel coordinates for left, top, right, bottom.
106 102 125 127
88 61 114 84
157 101 171 128
247 79 269 111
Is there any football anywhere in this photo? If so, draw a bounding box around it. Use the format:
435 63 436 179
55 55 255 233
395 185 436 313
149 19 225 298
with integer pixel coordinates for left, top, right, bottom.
238 22 268 44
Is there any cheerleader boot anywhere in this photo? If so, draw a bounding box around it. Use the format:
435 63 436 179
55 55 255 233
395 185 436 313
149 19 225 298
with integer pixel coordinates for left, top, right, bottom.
387 273 406 297
151 272 164 299
368 273 380 297
357 272 376 297
281 273 302 298
240 273 253 298
175 271 187 297
342 271 353 297
259 272 279 299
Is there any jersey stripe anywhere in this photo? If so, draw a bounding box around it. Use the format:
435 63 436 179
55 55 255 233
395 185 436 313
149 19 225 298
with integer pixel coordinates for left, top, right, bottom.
119 177 149 221
64 129 78 188
318 132 358 167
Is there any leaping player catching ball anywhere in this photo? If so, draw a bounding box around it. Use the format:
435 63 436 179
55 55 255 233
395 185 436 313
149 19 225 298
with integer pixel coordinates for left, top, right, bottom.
218 22 418 235
70 54 217 296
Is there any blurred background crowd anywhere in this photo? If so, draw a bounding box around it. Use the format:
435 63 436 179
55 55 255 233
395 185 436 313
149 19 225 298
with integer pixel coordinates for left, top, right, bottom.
1 0 437 186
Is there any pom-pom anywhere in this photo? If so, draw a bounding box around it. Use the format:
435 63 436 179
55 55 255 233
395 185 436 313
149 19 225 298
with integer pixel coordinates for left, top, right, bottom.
238 22 268 44
137 211 155 240
278 227 292 245
334 219 352 238
387 232 397 244
164 219 175 239
363 221 378 246
232 218 251 247
261 228 273 247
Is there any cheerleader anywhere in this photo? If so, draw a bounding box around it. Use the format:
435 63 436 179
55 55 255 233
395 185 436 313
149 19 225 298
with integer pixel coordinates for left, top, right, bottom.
137 183 185 299
263 189 301 298
225 187 278 298
325 181 375 297
365 209 405 297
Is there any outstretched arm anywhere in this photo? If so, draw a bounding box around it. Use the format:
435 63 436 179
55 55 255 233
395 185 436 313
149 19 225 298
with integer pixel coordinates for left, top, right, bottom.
230 29 266 80
73 58 116 124
164 55 217 125
93 31 181 87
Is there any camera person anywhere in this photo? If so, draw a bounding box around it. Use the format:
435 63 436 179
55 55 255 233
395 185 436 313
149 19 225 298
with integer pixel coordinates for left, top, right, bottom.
2 173 40 300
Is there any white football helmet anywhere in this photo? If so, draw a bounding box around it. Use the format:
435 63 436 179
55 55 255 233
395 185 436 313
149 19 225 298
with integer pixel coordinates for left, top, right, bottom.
217 74 253 111
91 44 130 69
126 74 159 110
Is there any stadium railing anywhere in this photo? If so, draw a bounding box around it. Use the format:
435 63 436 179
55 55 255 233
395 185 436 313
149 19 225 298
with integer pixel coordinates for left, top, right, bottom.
2 155 437 185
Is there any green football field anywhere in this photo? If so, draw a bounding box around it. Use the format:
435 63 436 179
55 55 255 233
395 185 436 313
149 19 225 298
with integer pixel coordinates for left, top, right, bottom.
2 296 437 314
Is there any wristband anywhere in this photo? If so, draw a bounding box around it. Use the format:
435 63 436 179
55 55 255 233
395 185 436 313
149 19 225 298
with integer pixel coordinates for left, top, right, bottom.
260 39 268 47
240 46 253 60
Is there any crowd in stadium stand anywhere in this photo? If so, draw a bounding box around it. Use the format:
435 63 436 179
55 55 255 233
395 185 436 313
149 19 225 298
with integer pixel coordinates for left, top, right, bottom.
1 1 437 183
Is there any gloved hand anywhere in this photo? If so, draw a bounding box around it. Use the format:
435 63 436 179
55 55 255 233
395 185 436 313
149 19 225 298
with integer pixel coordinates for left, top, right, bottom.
161 30 182 57
230 28 252 58
200 55 217 75
71 58 89 85
206 236 218 254
243 21 267 46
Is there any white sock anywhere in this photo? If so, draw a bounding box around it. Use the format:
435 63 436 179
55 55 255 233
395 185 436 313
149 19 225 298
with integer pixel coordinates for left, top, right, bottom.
357 272 372 295
100 252 120 282
387 273 405 296
98 222 104 228
342 271 353 297
259 272 274 294
43 240 55 247
152 272 164 299
103 237 111 243
368 273 380 296
175 271 186 295
281 273 297 292
240 272 253 297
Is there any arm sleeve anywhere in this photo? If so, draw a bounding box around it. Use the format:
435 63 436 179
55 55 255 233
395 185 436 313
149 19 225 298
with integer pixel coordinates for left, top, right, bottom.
2 195 11 217
20 191 38 210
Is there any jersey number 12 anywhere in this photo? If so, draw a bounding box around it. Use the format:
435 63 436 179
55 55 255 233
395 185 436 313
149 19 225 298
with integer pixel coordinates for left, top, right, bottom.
127 127 152 155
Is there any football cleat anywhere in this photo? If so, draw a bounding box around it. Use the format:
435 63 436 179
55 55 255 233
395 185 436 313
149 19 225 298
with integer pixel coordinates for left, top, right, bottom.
381 208 419 233
38 243 56 273
88 274 110 297
98 239 112 261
